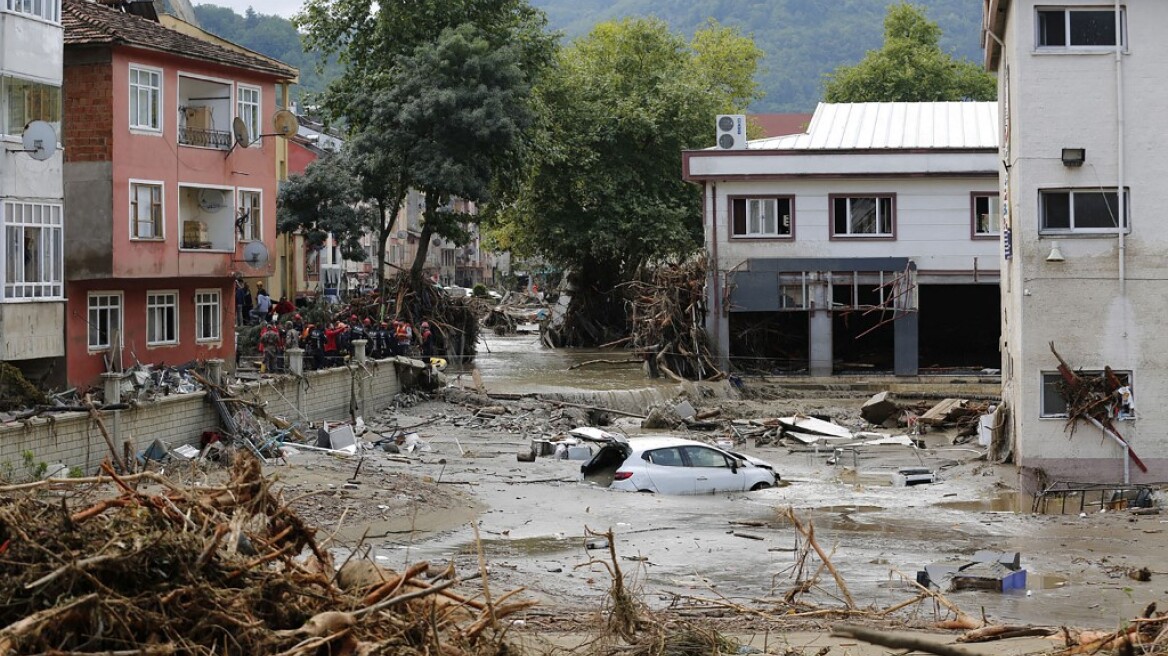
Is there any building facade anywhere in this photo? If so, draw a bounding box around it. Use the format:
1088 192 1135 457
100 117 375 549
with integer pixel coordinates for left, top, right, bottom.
61 0 296 386
0 0 66 377
985 1 1165 484
683 102 1001 376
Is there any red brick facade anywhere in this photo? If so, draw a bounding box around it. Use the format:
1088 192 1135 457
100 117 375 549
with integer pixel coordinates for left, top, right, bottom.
62 60 113 163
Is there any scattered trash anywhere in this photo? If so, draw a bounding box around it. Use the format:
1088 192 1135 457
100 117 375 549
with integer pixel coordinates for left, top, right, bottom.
585 537 610 550
891 467 935 487
917 551 1026 593
861 391 900 426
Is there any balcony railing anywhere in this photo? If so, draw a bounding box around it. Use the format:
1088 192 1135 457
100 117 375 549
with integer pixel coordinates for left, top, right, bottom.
179 127 232 150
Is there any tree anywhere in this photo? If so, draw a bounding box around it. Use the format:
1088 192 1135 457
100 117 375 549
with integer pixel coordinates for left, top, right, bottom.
276 151 374 261
487 18 761 342
823 2 995 103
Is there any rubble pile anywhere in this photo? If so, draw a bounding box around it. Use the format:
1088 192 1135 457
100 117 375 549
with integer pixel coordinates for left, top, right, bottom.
626 256 721 382
0 454 530 655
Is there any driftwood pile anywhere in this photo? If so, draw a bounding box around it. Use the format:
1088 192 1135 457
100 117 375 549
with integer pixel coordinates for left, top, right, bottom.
0 454 530 655
625 258 722 382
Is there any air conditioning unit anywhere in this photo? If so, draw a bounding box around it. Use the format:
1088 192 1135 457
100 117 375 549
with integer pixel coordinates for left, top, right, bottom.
716 114 747 150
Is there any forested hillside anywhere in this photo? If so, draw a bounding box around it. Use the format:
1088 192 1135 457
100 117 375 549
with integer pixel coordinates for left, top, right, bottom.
192 4 341 102
192 0 984 111
529 0 986 111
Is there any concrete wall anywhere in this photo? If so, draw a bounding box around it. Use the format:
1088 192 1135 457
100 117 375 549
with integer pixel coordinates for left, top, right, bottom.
0 358 402 476
0 301 64 360
996 1 1168 483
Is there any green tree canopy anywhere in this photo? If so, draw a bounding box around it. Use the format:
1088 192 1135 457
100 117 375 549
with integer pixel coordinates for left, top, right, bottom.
823 2 995 103
489 18 761 291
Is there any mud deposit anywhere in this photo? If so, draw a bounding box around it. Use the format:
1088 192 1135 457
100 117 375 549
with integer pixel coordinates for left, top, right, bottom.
269 335 1165 633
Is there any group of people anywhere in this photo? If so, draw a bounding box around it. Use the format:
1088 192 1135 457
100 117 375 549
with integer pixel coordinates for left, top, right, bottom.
255 313 436 373
235 278 295 326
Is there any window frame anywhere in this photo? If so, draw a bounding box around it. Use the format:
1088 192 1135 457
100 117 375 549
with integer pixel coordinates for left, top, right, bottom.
971 192 1001 239
729 195 795 240
128 64 163 133
195 289 221 343
1041 370 1133 418
129 180 164 240
1038 188 1130 235
236 188 262 241
3 0 60 23
87 292 123 351
829 194 896 240
236 84 261 148
2 200 63 301
1035 6 1126 52
145 290 179 347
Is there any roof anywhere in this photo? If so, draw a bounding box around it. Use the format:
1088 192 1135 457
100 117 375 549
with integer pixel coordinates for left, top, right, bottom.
63 0 297 79
749 113 814 138
748 102 999 151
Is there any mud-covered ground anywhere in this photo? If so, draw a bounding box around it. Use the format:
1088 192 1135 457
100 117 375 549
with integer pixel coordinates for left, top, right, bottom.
257 381 1167 638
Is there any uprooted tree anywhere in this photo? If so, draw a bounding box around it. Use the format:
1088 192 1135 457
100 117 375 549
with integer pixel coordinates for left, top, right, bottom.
487 17 762 349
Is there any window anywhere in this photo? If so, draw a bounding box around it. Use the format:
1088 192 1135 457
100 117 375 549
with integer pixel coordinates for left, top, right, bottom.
87 293 122 350
644 447 684 467
973 193 1001 237
236 85 260 145
3 201 63 299
831 195 894 238
237 190 261 241
1040 189 1128 233
682 446 731 469
146 291 178 345
129 66 161 131
130 182 163 239
731 197 793 238
1037 8 1124 48
4 0 60 22
1042 371 1132 418
1 76 62 137
195 290 221 342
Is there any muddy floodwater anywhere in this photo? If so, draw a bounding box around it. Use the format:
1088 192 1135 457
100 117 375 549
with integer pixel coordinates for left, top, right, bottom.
365 335 1166 630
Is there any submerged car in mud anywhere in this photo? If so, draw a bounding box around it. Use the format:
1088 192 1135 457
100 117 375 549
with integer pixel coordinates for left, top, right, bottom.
580 434 779 494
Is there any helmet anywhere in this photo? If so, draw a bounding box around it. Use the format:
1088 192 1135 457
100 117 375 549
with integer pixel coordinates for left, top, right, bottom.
294 314 302 321
421 321 430 328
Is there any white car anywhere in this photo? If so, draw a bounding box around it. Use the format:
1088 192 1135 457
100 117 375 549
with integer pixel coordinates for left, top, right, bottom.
580 434 779 494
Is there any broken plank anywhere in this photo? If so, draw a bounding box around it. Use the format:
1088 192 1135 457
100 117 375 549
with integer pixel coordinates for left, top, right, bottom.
920 398 967 426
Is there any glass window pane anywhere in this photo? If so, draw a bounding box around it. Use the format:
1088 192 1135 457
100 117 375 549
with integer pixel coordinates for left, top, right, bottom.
849 198 877 233
1042 192 1071 229
833 198 847 234
1074 191 1119 228
1038 10 1067 46
1041 374 1068 416
1069 10 1117 46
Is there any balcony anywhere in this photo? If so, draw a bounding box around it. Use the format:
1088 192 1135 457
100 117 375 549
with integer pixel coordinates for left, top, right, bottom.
178 75 231 151
179 126 232 150
178 185 235 252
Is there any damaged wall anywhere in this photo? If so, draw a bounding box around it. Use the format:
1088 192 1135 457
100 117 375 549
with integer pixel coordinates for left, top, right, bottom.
0 359 401 475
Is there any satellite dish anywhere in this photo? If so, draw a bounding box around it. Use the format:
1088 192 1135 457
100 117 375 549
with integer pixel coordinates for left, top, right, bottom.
397 230 407 239
240 241 270 269
198 188 226 212
271 109 299 138
22 121 57 161
232 117 250 148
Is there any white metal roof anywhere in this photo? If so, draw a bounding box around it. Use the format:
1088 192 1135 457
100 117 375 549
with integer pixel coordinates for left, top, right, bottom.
748 101 999 151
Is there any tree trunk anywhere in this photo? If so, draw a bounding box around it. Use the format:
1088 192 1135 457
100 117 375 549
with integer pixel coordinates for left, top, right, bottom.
375 187 408 296
409 192 440 282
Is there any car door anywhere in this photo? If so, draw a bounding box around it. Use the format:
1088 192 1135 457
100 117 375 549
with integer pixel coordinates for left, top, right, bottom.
682 445 746 494
639 447 689 494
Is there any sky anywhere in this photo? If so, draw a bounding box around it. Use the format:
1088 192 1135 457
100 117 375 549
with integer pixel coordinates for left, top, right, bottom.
195 0 302 20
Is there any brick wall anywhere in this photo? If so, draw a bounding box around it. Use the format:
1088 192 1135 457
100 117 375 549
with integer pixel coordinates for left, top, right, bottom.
0 359 401 476
62 57 114 163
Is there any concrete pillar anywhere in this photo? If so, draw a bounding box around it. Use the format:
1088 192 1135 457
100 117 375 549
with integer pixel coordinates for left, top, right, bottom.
100 372 123 459
894 311 919 376
287 347 304 375
808 274 833 377
707 268 731 372
352 340 369 419
206 358 224 386
352 339 368 364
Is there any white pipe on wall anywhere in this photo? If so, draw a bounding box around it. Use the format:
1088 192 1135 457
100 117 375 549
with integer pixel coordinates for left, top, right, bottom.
1116 0 1126 294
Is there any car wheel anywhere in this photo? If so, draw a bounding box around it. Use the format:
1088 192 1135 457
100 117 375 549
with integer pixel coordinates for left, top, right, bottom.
750 482 772 491
637 488 655 493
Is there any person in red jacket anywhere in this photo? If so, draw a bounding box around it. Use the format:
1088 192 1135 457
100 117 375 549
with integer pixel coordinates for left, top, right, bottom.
323 321 345 366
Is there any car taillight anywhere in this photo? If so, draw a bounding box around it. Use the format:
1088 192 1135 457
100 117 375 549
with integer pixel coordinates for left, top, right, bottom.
613 471 633 481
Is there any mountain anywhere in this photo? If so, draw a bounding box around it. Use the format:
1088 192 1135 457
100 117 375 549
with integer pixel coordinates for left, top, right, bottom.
191 0 986 112
191 4 341 103
529 0 987 112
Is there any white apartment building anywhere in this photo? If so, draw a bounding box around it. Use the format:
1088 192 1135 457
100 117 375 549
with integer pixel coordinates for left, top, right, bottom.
984 1 1164 486
0 0 66 372
683 102 1001 377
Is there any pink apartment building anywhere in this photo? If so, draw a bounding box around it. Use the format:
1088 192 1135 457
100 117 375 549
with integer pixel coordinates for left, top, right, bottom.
61 0 295 386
